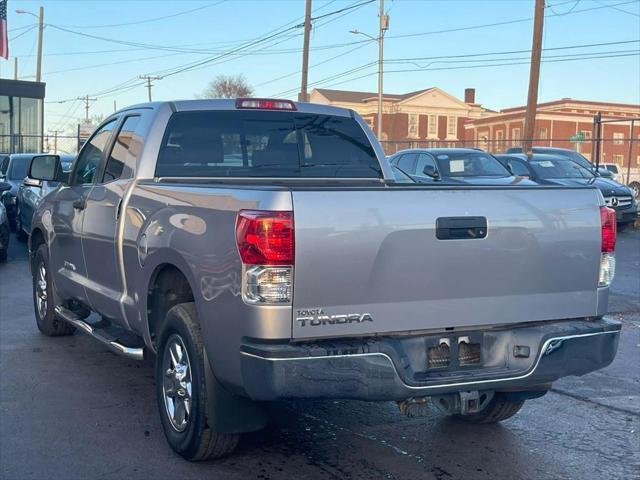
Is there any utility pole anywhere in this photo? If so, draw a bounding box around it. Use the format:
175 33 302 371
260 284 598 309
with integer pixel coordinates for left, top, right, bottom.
49 130 58 154
36 6 44 83
13 57 17 80
377 0 388 140
77 95 97 122
298 0 313 102
139 75 162 102
522 0 545 157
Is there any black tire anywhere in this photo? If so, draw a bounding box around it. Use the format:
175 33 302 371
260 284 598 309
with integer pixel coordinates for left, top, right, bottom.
32 244 75 336
156 302 239 461
617 222 633 232
454 393 525 424
15 206 27 242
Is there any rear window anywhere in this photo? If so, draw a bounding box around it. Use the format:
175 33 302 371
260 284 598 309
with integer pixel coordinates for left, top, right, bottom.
433 152 509 178
155 111 381 178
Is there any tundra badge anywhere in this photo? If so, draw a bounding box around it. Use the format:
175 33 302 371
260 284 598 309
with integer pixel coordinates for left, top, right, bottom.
296 309 373 327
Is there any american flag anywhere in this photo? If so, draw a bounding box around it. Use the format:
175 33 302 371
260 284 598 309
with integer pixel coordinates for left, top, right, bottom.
0 0 7 60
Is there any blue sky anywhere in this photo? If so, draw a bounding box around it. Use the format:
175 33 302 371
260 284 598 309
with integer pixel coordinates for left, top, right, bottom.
3 0 640 133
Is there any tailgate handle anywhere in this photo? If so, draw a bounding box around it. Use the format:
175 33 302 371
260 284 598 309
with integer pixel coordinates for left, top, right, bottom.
436 217 487 240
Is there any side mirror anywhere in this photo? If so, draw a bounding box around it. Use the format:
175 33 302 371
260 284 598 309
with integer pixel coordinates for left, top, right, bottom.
0 181 10 193
23 177 42 188
29 155 62 182
505 163 514 175
423 164 440 179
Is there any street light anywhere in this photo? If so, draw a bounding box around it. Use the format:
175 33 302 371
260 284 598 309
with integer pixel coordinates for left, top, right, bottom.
349 2 388 141
15 7 44 83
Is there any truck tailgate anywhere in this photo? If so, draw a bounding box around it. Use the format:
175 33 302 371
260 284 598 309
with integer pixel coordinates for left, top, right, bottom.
292 187 602 339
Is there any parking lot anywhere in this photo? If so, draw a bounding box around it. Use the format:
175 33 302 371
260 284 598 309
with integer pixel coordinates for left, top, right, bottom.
0 230 638 480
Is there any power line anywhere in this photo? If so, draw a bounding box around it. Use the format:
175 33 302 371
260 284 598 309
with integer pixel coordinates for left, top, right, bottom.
54 1 228 29
272 50 640 97
384 0 639 41
384 39 640 65
594 0 640 17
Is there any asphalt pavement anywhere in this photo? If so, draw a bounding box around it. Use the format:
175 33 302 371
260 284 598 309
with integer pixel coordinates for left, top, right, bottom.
1 229 638 480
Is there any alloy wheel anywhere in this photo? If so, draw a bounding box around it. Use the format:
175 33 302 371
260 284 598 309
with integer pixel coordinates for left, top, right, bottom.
162 334 193 432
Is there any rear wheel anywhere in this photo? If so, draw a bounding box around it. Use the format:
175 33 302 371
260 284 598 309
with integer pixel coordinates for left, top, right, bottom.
454 393 525 424
156 303 239 460
32 244 75 336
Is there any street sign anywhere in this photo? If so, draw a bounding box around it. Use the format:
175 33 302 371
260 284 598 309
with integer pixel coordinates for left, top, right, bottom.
570 133 585 143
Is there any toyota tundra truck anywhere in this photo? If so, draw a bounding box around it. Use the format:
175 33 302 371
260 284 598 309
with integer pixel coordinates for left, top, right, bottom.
27 98 621 460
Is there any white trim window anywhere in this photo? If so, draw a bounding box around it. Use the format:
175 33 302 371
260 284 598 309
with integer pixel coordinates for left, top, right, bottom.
447 116 457 137
581 130 592 141
539 127 548 140
613 132 624 145
408 113 419 139
512 127 521 146
613 154 624 164
428 115 437 137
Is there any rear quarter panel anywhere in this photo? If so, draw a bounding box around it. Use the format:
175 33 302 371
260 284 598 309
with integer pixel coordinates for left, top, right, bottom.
123 183 293 390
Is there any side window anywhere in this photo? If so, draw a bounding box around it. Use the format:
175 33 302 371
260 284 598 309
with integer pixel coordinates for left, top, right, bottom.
509 160 531 176
103 116 141 183
71 119 117 185
415 153 437 177
398 153 417 174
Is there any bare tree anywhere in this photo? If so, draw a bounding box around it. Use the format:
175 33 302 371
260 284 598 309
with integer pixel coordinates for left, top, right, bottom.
202 74 253 99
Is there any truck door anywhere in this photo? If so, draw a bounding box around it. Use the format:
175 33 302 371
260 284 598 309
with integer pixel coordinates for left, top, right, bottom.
49 119 118 302
81 115 141 325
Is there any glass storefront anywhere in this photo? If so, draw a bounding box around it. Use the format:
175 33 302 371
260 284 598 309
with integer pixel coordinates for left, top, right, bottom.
0 80 45 154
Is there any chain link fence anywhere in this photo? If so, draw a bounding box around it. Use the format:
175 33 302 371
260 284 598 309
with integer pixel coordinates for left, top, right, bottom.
1 133 81 156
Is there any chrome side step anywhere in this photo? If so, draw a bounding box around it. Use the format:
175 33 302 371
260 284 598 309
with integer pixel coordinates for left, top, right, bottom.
54 306 144 361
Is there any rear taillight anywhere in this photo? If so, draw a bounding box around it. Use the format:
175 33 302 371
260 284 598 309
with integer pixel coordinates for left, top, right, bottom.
235 98 297 111
600 207 617 253
236 210 294 304
599 206 617 287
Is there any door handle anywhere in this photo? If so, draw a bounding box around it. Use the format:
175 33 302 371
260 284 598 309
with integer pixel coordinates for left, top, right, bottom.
73 199 86 211
436 216 487 240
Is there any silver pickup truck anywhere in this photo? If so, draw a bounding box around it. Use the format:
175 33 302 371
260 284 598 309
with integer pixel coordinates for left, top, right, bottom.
27 98 621 461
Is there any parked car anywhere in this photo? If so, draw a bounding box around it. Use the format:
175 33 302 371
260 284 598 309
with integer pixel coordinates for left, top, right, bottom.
27 99 620 461
0 154 10 176
600 163 621 183
0 181 11 262
505 146 614 179
0 153 42 229
388 148 535 185
15 154 75 241
496 153 638 228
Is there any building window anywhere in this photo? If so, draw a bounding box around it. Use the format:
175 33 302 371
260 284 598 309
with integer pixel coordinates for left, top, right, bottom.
581 130 592 141
428 115 437 137
447 116 457 137
613 154 624 165
613 132 624 145
539 127 548 140
408 114 419 139
512 128 521 146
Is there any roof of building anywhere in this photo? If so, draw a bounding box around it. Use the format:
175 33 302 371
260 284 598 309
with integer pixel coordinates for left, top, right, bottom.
501 98 640 113
314 87 434 103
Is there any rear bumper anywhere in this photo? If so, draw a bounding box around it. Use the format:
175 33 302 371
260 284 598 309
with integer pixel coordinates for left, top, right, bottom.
240 317 621 401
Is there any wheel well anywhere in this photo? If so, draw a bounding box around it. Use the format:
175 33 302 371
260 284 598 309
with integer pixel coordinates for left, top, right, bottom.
30 228 45 274
147 264 194 348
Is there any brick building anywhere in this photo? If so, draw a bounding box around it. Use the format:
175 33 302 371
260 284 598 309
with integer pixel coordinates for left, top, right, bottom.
463 99 640 168
310 87 492 148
